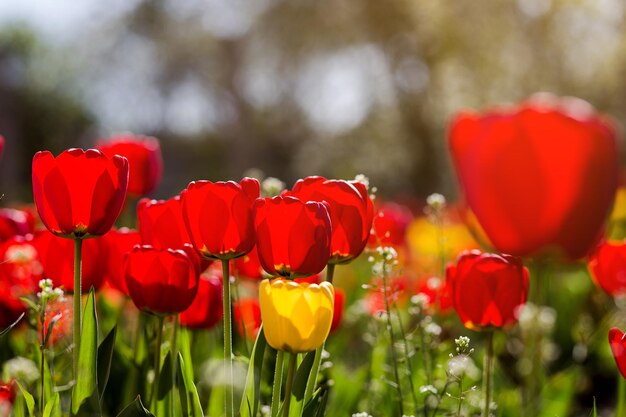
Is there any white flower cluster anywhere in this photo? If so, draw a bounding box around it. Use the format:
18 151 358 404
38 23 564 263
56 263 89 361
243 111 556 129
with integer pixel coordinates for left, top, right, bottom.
351 413 373 417
369 246 398 276
261 177 285 197
36 279 65 303
454 336 473 355
2 357 39 384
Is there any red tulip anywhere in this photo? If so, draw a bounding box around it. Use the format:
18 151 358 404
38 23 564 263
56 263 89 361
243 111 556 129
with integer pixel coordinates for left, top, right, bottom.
588 241 626 297
330 288 345 333
609 327 626 379
447 250 529 330
288 176 373 264
369 202 413 247
180 263 223 329
253 196 332 278
0 283 26 330
97 134 163 196
449 95 618 259
124 245 198 315
181 178 259 260
32 148 129 238
102 228 141 294
234 246 264 280
40 296 72 346
233 298 261 340
0 136 4 160
0 236 42 294
0 209 35 243
137 196 191 250
0 380 15 417
33 230 108 292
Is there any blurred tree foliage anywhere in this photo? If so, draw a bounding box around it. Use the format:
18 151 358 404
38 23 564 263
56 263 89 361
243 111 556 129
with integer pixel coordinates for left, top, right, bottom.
1 0 625 202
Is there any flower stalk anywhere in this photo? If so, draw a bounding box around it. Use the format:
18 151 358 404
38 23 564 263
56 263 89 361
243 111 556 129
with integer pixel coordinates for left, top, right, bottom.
482 332 494 417
73 238 82 379
222 259 234 417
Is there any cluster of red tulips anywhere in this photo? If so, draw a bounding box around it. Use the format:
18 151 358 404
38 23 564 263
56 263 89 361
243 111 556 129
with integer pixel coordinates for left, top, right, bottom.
0 92 625 417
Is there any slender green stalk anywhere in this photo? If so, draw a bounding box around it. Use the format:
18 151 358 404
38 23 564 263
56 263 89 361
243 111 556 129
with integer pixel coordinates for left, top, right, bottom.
40 347 45 415
221 259 234 417
382 263 404 416
282 353 298 417
171 315 179 417
456 377 463 417
617 375 626 417
73 238 83 379
393 303 419 415
303 263 336 405
151 316 165 412
482 332 494 417
271 350 285 417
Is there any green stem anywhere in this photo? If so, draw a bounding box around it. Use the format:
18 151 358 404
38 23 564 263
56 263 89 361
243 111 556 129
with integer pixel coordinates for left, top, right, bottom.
40 347 45 416
382 262 404 416
282 353 298 417
222 259 234 417
151 316 165 411
482 332 494 417
325 263 335 284
393 303 419 415
73 238 83 380
456 376 463 417
271 350 284 417
303 263 336 405
617 375 626 417
171 315 179 417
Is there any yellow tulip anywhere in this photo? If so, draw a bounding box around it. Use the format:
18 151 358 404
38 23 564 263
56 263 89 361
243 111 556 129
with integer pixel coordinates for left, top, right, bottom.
259 278 334 353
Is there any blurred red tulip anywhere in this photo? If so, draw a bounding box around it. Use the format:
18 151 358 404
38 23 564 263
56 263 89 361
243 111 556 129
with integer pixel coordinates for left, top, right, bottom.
588 241 626 297
447 250 529 330
294 274 322 284
33 230 108 292
449 94 618 259
102 228 141 294
253 196 331 278
369 202 413 247
415 276 453 314
0 136 4 160
330 288 345 333
0 283 26 330
234 246 264 280
365 275 410 316
124 245 198 315
181 178 259 260
0 236 42 294
0 380 15 417
609 327 626 379
180 264 223 329
0 209 35 243
40 296 72 346
289 176 373 264
233 298 261 340
137 196 191 250
97 134 163 196
32 148 129 238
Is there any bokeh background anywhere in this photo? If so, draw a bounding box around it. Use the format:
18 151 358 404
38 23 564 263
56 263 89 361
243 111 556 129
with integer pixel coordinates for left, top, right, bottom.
1 0 625 202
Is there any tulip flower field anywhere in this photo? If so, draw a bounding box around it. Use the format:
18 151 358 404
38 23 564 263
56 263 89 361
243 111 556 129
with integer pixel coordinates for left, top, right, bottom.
1 93 626 417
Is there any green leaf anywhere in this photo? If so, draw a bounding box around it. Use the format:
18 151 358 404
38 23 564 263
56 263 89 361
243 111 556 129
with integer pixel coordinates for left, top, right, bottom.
116 396 155 417
15 380 35 417
98 325 117 403
42 355 55 409
43 313 62 347
158 350 174 400
0 312 25 337
289 350 317 417
71 289 100 415
591 397 597 417
539 367 580 417
42 392 61 417
177 353 204 417
239 324 267 417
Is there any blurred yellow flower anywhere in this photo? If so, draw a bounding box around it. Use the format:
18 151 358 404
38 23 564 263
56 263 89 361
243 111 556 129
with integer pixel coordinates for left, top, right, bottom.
259 278 334 353
407 214 478 274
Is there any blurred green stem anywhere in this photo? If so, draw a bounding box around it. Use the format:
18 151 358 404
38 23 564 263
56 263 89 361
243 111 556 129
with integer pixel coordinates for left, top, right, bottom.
617 375 626 417
282 353 298 417
304 263 336 405
382 260 404 416
271 350 284 417
151 315 165 412
73 238 82 380
222 259 234 417
482 332 494 417
171 315 179 417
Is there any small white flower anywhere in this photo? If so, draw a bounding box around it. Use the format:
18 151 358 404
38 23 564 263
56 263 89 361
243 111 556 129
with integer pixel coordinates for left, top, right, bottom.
420 385 437 395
